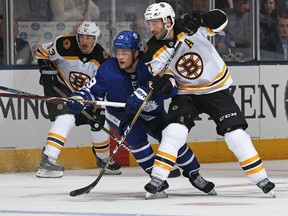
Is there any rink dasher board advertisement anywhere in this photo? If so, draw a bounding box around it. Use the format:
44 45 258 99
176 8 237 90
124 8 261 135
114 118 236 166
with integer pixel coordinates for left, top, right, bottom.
0 65 287 150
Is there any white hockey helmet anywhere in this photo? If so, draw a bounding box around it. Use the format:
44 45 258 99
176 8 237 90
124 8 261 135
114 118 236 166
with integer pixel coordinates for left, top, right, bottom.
76 21 101 53
144 2 175 26
144 2 175 39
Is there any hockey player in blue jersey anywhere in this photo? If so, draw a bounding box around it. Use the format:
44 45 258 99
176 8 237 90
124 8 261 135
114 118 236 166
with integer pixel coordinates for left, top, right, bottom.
66 30 216 198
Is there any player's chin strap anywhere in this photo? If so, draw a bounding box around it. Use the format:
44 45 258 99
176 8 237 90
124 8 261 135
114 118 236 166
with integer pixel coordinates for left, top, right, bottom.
69 33 188 197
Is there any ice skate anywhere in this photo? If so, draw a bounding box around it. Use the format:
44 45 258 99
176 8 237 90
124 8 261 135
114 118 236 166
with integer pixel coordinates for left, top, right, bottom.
97 157 122 175
144 176 169 199
257 178 276 198
183 171 217 195
36 149 64 178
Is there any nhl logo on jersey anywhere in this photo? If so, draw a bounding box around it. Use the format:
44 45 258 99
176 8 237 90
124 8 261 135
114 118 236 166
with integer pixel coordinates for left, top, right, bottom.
175 52 203 79
69 72 91 91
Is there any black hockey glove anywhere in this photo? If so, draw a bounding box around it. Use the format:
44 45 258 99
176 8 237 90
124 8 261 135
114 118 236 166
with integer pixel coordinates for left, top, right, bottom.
148 74 174 95
179 11 204 35
38 59 58 90
119 115 133 136
90 108 106 132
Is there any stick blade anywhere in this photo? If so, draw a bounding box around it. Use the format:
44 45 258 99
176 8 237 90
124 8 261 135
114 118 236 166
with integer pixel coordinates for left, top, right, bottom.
69 186 92 197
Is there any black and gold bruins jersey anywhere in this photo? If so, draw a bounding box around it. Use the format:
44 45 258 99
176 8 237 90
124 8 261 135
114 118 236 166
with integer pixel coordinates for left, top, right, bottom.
36 34 110 92
142 10 232 95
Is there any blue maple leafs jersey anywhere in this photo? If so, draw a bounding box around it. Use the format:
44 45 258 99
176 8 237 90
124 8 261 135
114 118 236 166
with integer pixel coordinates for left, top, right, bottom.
83 56 176 119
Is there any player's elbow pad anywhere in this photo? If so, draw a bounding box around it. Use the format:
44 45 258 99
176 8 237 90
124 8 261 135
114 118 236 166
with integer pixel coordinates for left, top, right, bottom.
202 9 227 29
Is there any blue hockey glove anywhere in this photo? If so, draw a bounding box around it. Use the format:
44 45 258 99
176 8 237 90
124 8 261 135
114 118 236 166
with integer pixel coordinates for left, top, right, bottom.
148 74 174 95
66 92 86 114
125 87 148 115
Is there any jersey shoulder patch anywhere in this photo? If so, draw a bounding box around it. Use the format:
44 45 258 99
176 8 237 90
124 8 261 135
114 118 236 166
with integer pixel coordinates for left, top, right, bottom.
142 37 164 63
92 44 110 64
55 35 80 57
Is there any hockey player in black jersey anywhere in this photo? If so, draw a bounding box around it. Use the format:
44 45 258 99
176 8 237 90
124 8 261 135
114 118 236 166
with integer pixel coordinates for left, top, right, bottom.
142 2 275 197
35 21 121 178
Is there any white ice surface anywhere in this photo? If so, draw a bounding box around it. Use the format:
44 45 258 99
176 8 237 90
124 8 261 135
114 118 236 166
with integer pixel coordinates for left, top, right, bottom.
0 160 287 216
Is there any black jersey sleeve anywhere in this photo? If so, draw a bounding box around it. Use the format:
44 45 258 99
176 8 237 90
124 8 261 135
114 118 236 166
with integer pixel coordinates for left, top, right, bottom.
202 9 227 29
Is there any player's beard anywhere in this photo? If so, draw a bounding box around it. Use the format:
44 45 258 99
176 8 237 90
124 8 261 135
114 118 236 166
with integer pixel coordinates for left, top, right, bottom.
153 26 168 40
159 28 169 40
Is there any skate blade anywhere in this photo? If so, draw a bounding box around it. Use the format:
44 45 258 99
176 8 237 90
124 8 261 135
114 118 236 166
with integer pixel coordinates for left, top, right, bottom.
208 189 217 195
145 190 169 200
267 190 276 198
36 169 63 178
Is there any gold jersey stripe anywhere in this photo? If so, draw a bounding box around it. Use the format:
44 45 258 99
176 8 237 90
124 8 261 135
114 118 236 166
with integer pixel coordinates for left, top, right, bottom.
38 44 49 56
156 150 177 162
53 62 76 92
177 69 231 93
245 164 265 175
91 139 110 146
47 132 66 142
35 52 49 60
240 154 260 167
178 64 227 89
93 147 109 153
153 45 168 61
154 160 173 171
46 141 62 150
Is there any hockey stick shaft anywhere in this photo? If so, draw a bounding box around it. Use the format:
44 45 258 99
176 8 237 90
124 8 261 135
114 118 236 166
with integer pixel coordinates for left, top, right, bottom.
69 34 186 197
0 85 35 95
69 110 131 197
80 109 131 152
69 141 123 196
0 91 125 108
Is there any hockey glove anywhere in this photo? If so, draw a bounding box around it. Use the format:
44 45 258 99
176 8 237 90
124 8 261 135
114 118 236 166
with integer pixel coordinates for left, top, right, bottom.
38 59 58 90
125 87 148 115
148 74 174 95
66 92 86 114
179 11 204 35
90 108 106 131
119 115 133 136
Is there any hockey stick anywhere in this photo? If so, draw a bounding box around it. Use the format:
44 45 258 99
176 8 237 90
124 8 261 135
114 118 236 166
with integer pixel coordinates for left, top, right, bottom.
53 87 131 196
80 109 131 152
0 84 130 150
0 85 35 95
0 88 125 108
52 86 131 153
69 34 186 197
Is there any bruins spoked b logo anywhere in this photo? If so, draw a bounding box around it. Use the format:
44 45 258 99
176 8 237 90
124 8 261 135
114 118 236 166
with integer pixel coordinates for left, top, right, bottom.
176 52 203 79
69 72 91 91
